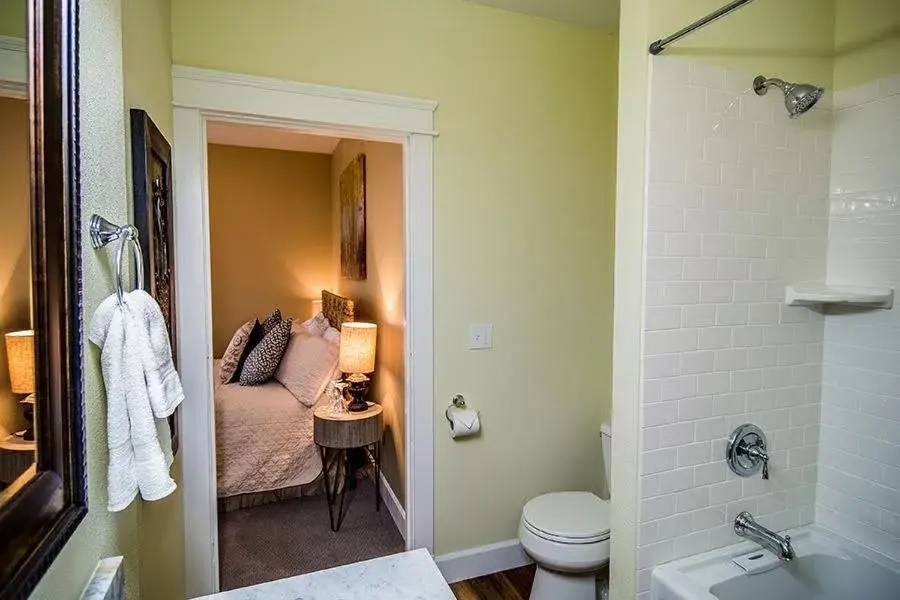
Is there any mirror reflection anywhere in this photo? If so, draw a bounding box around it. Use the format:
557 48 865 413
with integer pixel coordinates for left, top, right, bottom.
0 0 36 493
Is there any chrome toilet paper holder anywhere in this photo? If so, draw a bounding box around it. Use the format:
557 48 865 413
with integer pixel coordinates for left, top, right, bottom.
445 394 467 424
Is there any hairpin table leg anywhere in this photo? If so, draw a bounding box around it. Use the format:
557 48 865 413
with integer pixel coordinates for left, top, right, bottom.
313 403 384 532
373 441 381 512
319 446 352 532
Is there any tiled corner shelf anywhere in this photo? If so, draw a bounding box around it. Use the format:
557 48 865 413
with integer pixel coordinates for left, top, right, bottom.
785 283 894 309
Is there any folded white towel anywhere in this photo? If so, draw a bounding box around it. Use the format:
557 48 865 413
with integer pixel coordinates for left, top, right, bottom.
89 290 183 511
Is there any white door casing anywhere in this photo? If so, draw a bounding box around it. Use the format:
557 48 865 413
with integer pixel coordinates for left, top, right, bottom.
172 66 437 598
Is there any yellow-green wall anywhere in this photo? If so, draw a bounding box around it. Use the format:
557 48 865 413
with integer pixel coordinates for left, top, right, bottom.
31 0 179 598
31 0 142 597
644 0 900 92
122 0 184 598
833 0 900 89
172 0 618 555
609 0 650 597
0 0 26 38
647 0 836 89
123 0 173 140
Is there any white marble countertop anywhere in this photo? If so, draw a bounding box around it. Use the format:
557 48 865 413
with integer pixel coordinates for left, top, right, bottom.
197 549 456 600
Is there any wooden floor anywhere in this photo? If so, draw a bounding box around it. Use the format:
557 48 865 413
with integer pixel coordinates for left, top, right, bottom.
450 565 610 600
450 565 536 600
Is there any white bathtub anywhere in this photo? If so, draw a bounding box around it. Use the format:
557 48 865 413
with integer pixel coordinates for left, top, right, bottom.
651 525 900 600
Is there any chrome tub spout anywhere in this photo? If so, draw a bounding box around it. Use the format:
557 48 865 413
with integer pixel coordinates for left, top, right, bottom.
734 512 795 561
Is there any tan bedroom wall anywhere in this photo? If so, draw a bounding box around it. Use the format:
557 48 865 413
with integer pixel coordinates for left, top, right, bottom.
331 139 406 504
208 144 334 356
0 97 32 440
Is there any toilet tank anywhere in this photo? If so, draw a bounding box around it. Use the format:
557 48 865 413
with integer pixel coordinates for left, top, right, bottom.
601 422 612 498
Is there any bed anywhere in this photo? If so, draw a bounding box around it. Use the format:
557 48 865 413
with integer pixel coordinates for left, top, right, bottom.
214 291 355 511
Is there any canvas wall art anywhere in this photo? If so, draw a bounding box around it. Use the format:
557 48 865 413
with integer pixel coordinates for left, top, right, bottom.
340 153 367 280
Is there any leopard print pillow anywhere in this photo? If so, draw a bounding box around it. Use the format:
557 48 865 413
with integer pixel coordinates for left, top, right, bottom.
239 318 293 386
261 308 282 334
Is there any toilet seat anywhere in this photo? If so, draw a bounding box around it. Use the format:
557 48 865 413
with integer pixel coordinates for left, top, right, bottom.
521 492 610 545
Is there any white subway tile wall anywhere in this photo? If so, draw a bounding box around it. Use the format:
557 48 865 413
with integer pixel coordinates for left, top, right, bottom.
817 74 900 562
637 57 830 596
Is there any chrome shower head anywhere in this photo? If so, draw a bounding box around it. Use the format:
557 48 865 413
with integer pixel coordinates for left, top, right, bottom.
753 75 824 118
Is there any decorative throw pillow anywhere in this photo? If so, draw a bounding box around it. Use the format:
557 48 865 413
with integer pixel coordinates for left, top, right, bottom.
239 318 293 386
218 320 254 384
228 320 265 384
262 308 282 334
274 328 341 407
294 311 329 337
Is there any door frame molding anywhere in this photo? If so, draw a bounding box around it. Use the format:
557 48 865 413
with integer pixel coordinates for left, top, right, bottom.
172 65 437 598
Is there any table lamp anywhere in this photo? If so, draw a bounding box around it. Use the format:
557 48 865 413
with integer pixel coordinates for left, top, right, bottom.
6 330 35 441
339 322 377 412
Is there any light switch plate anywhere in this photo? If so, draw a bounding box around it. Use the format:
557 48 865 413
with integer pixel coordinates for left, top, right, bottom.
469 324 493 350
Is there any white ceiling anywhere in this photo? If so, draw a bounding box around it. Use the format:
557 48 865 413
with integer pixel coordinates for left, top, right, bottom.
206 122 341 155
465 0 619 29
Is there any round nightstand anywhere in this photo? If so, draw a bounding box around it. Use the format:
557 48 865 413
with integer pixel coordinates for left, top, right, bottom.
314 403 384 531
0 435 36 488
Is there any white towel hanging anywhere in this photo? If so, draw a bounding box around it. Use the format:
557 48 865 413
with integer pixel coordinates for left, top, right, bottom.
89 290 184 512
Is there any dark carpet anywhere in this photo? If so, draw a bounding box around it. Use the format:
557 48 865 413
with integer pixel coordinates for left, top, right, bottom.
218 475 404 591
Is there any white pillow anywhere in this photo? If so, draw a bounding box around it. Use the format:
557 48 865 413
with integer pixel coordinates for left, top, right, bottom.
293 311 329 337
275 329 340 407
323 326 341 344
322 327 342 383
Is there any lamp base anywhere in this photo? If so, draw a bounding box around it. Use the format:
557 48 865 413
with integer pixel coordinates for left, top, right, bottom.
345 375 370 412
20 394 35 441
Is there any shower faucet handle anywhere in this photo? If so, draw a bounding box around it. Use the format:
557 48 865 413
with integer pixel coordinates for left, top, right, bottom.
746 444 769 479
726 424 769 479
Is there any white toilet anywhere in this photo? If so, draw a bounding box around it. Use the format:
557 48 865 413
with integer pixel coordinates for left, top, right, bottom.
518 423 612 600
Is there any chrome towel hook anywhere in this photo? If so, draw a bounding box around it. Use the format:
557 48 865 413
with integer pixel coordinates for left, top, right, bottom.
90 214 144 305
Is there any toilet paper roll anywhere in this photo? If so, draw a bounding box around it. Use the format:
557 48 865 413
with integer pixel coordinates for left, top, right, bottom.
448 408 480 439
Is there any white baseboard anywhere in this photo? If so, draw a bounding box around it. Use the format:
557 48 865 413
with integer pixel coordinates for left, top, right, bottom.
379 472 407 541
435 539 533 584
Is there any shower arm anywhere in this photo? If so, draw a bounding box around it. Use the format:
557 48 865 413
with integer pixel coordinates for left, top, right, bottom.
753 76 789 95
649 0 756 55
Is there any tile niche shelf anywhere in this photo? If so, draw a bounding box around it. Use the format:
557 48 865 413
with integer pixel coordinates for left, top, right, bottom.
785 283 894 309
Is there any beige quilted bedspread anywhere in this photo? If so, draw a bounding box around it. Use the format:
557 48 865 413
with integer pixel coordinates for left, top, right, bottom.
214 361 324 498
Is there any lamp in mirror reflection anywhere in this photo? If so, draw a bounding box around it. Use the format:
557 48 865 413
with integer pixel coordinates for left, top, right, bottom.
5 330 35 441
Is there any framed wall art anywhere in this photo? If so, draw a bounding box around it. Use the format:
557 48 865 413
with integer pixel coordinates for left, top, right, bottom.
340 153 367 280
130 108 179 452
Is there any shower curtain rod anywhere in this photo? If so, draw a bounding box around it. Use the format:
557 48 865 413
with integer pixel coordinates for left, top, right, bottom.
649 0 756 55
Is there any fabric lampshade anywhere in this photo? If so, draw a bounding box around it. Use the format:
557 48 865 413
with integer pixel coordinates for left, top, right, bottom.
311 299 323 318
339 322 377 374
6 330 35 394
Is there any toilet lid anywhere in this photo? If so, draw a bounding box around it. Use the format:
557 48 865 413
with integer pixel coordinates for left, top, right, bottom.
522 492 610 543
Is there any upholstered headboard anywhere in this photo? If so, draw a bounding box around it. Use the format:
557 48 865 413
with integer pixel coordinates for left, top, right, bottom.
321 290 355 329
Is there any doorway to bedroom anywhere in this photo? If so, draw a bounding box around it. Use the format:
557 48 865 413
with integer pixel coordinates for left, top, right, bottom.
173 68 435 599
205 121 407 591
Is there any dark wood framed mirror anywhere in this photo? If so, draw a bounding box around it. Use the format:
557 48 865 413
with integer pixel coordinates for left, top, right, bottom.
0 0 86 598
